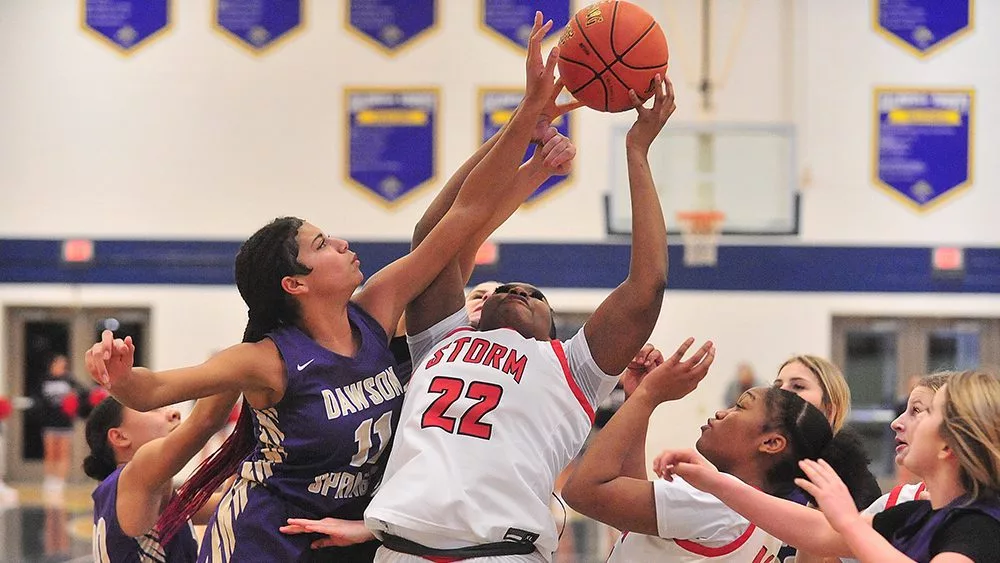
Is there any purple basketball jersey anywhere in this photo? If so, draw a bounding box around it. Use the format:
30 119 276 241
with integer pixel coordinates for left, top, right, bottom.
887 497 1000 561
92 466 198 562
198 302 403 561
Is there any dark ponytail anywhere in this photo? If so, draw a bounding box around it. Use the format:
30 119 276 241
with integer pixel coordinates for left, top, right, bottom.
761 388 880 508
83 397 125 481
816 428 882 509
157 217 309 542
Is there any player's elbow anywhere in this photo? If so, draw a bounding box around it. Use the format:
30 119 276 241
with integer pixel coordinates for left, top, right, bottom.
643 265 669 291
622 276 667 308
561 477 597 516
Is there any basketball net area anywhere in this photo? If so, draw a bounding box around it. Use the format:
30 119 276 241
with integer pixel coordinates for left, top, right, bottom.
664 0 752 268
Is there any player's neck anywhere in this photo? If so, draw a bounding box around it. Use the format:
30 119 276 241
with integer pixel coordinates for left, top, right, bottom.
922 465 965 509
300 306 360 358
727 463 767 492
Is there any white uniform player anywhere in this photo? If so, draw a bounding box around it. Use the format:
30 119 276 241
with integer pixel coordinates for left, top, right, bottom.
365 308 619 562
606 475 783 563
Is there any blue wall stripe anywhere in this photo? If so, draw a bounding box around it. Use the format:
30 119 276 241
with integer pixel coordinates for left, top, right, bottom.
1 239 998 293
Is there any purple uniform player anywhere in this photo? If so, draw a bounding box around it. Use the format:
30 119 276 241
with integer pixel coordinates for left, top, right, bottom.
84 392 238 563
93 466 198 562
199 304 403 561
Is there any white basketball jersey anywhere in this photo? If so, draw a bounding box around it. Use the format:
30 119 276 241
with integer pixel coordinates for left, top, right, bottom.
365 326 597 559
862 482 926 516
608 527 783 563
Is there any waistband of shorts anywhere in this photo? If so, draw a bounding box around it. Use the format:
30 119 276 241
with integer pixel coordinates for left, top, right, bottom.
381 533 536 561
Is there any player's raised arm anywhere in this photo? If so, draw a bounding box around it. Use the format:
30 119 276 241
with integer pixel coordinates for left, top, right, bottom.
409 81 580 284
562 338 712 533
354 11 564 336
583 75 675 375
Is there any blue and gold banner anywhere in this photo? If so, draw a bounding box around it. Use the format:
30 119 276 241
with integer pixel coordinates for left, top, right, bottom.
481 89 571 201
482 0 570 50
347 0 437 54
874 0 973 58
82 0 170 54
215 0 303 53
347 89 438 205
874 88 974 210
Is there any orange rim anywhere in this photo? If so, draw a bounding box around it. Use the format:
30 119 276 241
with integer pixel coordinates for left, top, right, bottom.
676 211 725 233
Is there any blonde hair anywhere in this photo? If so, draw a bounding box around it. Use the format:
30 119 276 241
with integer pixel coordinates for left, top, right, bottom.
917 371 954 394
939 370 1000 501
779 355 851 433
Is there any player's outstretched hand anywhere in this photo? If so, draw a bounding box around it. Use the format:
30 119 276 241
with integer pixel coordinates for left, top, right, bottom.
84 330 135 389
652 448 721 491
794 459 864 534
524 12 560 113
533 78 586 141
528 128 576 176
625 74 676 153
279 517 375 550
635 337 714 404
621 343 665 398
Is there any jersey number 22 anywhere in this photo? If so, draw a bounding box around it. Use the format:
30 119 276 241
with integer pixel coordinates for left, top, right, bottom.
420 376 503 440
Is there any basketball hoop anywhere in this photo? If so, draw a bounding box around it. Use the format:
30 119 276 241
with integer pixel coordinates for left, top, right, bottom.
676 210 725 267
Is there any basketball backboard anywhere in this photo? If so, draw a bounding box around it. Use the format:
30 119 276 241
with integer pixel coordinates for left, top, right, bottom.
607 123 799 236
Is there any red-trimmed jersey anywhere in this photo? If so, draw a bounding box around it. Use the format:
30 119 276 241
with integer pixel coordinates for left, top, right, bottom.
862 482 926 516
609 529 783 563
839 483 927 563
607 476 783 562
366 309 617 560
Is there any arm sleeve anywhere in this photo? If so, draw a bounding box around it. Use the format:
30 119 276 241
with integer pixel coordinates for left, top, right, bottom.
652 475 752 547
562 325 620 410
406 307 471 367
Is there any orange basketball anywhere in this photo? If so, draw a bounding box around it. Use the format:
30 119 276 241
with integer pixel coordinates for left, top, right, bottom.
557 1 669 113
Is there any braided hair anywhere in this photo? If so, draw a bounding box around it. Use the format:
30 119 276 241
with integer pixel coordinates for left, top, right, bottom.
158 217 311 542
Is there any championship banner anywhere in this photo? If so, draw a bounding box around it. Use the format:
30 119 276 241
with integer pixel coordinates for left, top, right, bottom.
874 88 974 210
214 0 303 54
481 89 571 202
347 0 437 54
874 0 973 58
82 0 170 54
481 0 570 51
346 89 438 205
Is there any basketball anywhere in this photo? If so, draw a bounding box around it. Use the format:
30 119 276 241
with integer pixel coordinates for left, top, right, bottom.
557 1 669 113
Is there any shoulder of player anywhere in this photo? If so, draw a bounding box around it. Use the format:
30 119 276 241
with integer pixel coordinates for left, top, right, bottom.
208 339 284 391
